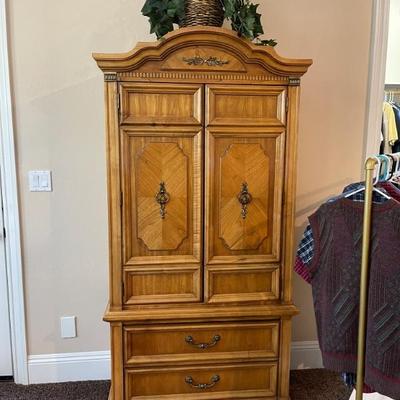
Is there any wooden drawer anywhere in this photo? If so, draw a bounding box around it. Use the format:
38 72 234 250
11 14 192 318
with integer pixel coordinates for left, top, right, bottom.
125 362 278 399
124 322 279 365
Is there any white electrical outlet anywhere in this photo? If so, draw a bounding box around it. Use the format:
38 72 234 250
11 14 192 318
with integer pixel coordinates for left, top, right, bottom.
60 316 77 338
29 170 52 192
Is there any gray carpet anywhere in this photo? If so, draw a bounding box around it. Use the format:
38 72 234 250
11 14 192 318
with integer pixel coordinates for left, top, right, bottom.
0 380 110 400
290 369 352 399
0 369 352 399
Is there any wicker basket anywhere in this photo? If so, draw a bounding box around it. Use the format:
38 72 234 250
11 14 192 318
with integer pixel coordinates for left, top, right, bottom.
181 0 224 27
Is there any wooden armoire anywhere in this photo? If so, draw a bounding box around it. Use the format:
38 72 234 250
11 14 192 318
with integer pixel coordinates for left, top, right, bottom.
94 27 312 400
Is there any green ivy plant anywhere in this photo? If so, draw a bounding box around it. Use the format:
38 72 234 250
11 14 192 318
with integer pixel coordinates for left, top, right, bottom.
141 0 185 39
141 0 277 46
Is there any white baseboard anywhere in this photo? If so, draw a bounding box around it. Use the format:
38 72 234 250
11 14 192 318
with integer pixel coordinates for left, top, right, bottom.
28 351 111 384
27 341 322 384
290 340 323 370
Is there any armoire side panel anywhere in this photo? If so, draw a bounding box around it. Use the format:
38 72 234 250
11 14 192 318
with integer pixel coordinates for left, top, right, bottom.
104 81 123 310
281 85 302 304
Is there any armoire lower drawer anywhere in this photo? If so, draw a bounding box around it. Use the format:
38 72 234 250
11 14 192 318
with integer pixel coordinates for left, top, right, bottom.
124 321 279 365
125 362 278 399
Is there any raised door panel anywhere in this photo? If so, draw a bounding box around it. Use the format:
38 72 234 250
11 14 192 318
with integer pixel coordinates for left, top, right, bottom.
206 85 286 126
205 128 285 265
205 265 279 304
123 266 200 305
121 128 202 266
120 83 202 125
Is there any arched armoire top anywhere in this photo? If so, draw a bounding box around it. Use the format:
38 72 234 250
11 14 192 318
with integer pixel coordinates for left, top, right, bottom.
93 26 312 81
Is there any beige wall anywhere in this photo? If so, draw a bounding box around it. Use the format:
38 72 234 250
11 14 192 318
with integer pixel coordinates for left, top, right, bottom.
7 0 372 355
7 0 153 355
386 0 400 83
261 0 373 341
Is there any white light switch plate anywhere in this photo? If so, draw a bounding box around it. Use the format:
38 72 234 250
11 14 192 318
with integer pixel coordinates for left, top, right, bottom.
60 316 77 339
29 170 52 192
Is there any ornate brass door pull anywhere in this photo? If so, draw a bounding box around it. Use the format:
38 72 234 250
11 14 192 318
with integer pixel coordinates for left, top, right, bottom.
185 374 220 389
185 334 221 349
155 182 170 219
237 182 252 219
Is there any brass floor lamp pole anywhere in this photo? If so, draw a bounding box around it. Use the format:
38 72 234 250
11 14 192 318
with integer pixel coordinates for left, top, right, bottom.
355 157 378 400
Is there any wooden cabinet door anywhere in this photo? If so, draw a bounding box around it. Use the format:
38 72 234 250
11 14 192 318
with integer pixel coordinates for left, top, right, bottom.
205 85 286 303
120 83 203 305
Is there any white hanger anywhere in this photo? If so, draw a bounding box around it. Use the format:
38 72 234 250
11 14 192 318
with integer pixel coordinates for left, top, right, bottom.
390 153 400 180
344 156 391 200
380 154 392 181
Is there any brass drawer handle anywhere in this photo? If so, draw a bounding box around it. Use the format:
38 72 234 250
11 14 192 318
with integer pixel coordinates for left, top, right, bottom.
237 182 252 219
185 374 220 389
185 334 221 349
155 181 170 219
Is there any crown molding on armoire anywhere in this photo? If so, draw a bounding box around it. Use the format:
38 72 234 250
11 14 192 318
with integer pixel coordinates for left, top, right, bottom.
93 26 311 80
94 26 312 400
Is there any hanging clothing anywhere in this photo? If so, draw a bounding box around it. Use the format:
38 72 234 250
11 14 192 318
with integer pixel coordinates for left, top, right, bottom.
295 182 389 283
295 182 400 282
295 224 314 283
382 102 399 152
364 211 400 398
391 104 400 153
295 181 400 395
306 194 400 399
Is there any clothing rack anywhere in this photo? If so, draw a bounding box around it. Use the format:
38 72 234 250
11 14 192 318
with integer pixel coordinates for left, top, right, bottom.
355 157 377 400
385 84 400 103
355 156 398 400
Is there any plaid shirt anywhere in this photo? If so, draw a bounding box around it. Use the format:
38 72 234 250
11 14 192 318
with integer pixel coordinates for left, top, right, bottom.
296 224 314 266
